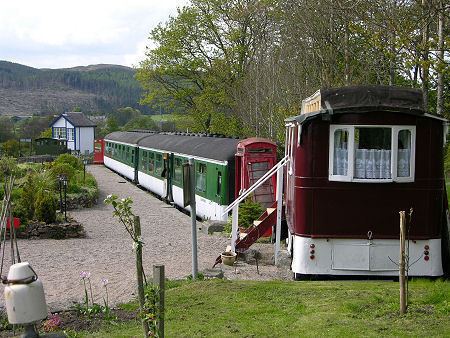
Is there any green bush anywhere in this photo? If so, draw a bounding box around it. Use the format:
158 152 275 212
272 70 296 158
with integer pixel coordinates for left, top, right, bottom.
239 198 264 228
35 170 57 192
35 192 57 224
0 156 18 180
50 163 76 182
223 198 265 233
54 153 83 171
19 174 37 220
445 144 450 178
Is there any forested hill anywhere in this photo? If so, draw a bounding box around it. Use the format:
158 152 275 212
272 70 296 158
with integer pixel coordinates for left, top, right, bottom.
0 61 151 116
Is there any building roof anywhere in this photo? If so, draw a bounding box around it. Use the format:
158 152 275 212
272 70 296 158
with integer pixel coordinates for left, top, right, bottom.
50 112 97 127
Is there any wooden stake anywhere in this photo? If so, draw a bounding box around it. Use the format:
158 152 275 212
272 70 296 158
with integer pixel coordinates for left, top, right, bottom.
153 265 165 338
399 211 407 315
134 216 149 337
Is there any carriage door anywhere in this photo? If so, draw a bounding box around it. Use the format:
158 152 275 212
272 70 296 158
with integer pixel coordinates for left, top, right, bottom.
247 160 275 208
162 153 169 199
93 139 104 164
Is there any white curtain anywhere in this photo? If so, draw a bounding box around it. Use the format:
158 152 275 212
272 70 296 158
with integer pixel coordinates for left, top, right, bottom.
354 149 391 179
333 148 348 175
397 149 411 177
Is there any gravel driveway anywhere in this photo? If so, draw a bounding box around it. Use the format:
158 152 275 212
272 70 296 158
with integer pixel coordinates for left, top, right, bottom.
1 165 288 311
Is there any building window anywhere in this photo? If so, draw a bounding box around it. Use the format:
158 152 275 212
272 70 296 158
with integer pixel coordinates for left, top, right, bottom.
329 125 415 183
54 127 66 139
67 128 74 141
196 163 207 192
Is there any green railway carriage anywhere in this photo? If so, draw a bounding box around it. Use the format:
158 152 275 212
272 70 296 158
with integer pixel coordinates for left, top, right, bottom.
103 131 277 221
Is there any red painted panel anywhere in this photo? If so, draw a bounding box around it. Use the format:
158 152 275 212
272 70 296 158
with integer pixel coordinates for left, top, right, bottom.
235 138 277 202
6 217 20 229
93 139 105 164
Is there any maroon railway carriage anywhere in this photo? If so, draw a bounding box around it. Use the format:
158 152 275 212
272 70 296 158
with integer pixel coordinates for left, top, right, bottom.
285 86 449 277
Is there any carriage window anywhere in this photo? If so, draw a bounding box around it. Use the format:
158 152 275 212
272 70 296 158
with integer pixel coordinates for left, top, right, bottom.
354 127 391 179
333 129 349 176
141 151 147 171
397 130 411 178
196 163 207 192
329 125 415 183
217 171 222 195
173 158 183 182
148 153 154 173
155 154 163 175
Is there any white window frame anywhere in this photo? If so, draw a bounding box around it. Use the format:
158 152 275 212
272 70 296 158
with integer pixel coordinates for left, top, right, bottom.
392 126 416 182
54 127 66 140
329 125 416 183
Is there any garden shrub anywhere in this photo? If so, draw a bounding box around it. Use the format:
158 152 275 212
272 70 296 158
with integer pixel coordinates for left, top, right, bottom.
50 163 76 182
54 154 83 171
34 170 57 193
223 198 264 233
19 174 37 220
445 144 450 178
239 198 264 228
35 192 57 224
0 156 18 180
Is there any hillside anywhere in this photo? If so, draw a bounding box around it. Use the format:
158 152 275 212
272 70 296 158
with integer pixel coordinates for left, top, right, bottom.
0 61 151 116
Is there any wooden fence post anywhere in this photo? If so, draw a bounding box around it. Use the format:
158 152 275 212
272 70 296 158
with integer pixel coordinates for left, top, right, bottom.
399 211 407 314
153 265 165 338
134 216 149 337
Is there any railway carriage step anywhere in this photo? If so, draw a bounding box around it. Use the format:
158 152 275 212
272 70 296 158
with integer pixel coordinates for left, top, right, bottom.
213 201 283 267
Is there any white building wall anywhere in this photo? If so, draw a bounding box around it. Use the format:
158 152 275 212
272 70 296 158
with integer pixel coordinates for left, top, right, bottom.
79 127 94 154
75 128 81 152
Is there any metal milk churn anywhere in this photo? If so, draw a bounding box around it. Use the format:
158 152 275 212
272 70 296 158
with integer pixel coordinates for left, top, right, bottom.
4 262 47 324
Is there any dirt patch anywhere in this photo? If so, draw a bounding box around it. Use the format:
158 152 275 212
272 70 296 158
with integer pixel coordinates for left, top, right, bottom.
0 308 137 337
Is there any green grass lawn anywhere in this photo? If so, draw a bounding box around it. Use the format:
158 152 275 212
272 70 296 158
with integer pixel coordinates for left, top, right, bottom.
76 278 449 338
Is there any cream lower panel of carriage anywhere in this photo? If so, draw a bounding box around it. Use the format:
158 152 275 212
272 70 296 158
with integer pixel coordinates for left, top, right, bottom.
172 185 228 222
137 171 166 197
290 235 443 276
104 157 135 181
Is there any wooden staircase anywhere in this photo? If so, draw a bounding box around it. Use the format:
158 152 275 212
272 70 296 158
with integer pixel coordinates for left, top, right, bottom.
213 201 278 267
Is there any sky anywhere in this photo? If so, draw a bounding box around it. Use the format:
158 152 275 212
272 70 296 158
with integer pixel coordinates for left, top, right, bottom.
0 0 187 69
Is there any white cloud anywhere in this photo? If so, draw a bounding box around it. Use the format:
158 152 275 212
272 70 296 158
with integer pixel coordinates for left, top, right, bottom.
0 0 188 68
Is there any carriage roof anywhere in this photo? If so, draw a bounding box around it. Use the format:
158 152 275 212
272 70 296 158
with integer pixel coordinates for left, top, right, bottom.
138 133 241 162
104 131 155 145
287 85 447 125
105 131 242 162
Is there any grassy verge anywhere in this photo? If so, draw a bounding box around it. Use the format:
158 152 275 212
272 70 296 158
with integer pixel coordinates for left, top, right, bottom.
73 278 449 337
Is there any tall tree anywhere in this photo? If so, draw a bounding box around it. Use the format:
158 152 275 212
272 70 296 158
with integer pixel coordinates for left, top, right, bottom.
137 0 277 135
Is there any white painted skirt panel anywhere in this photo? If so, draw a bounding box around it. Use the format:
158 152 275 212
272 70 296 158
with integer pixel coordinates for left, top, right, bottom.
137 171 165 197
291 235 443 276
172 185 228 221
104 157 134 181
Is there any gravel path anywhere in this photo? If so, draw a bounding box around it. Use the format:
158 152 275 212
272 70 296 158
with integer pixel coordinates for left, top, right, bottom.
1 165 289 311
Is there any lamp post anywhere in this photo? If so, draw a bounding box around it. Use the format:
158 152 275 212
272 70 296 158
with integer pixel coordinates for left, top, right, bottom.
57 175 63 213
83 159 88 183
60 175 68 222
